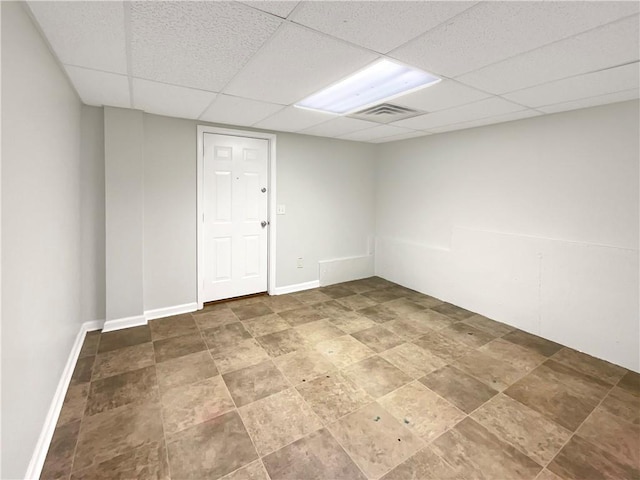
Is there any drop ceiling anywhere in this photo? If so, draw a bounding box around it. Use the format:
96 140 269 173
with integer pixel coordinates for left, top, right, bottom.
27 1 640 143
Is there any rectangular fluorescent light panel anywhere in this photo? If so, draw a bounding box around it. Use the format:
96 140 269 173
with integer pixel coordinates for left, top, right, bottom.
295 59 440 115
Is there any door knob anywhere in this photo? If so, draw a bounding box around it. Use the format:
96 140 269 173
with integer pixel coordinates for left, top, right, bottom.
261 221 269 228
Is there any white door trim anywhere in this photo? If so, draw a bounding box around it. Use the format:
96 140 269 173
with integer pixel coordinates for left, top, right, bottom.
196 126 277 309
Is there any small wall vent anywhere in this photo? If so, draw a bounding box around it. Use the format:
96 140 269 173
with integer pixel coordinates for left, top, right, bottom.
347 103 425 124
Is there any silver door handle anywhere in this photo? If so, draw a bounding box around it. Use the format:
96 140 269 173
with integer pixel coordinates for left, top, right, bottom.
261 221 269 228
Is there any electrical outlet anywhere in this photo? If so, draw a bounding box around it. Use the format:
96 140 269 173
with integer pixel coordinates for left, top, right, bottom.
277 204 286 215
296 257 303 268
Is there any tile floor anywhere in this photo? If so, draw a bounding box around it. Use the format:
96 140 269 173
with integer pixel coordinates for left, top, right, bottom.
41 277 640 480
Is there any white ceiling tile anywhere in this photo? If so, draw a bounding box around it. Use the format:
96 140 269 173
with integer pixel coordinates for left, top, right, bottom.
502 62 640 108
392 97 525 130
300 117 379 138
224 23 377 105
253 106 333 132
132 79 216 120
428 110 542 133
200 94 284 127
369 130 432 143
390 1 639 77
240 1 299 18
394 80 490 112
27 1 127 73
339 124 416 142
538 89 639 114
458 15 640 94
65 66 130 108
130 2 281 91
290 1 476 54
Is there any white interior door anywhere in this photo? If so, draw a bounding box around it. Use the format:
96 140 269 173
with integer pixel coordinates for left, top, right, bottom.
203 133 269 302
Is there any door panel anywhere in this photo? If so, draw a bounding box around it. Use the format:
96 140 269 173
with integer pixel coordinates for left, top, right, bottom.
203 133 269 302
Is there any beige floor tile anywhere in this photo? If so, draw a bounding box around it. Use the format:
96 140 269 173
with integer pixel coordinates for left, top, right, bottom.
74 400 164 471
212 338 270 374
292 289 333 305
41 421 81 480
70 441 169 480
92 342 155 381
328 402 423 479
201 323 252 355
242 314 290 337
79 331 101 358
231 302 274 321
535 469 564 480
155 350 218 391
407 309 457 331
351 326 404 353
383 298 426 316
618 370 640 394
471 394 571 465
432 418 541 479
193 308 238 330
70 356 95 385
279 306 327 327
296 371 372 423
600 386 640 425
439 322 496 348
220 460 269 480
548 435 638 480
454 349 529 390
273 349 336 385
380 343 446 379
379 382 465 442
262 428 366 480
342 356 413 399
167 411 258 479
505 360 611 431
239 388 323 456
294 319 345 344
551 347 627 385
463 314 514 337
358 304 399 323
315 300 352 318
335 294 378 311
222 360 290 407
502 330 563 357
380 446 460 480
382 318 425 340
315 335 375 369
420 365 498 414
577 407 639 470
57 383 89 426
328 311 377 334
161 375 235 435
431 303 475 321
153 332 207 363
97 326 151 354
262 295 304 313
320 285 357 299
148 314 199 341
85 366 159 416
413 331 473 363
256 328 309 357
479 338 546 373
361 288 404 304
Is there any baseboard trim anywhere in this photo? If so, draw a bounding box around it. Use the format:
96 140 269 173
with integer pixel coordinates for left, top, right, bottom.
272 280 320 295
145 302 198 321
25 320 100 479
101 314 146 333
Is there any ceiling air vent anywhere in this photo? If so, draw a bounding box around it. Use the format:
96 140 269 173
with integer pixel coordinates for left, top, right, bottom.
347 103 425 124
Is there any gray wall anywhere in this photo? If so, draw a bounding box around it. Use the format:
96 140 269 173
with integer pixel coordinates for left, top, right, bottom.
103 109 376 316
80 106 106 323
1 2 91 477
105 107 145 321
375 100 640 371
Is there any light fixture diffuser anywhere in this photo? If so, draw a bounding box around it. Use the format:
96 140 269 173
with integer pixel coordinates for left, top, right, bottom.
295 59 440 115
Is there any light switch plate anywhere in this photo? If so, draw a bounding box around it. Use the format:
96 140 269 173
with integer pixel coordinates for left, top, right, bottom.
277 204 286 215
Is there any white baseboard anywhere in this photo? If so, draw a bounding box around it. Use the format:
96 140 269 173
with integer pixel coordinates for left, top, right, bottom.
318 254 375 286
271 280 320 295
25 320 100 479
145 302 198 321
101 314 146 333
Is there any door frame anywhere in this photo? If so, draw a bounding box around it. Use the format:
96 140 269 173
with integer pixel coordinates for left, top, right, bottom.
196 125 277 309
